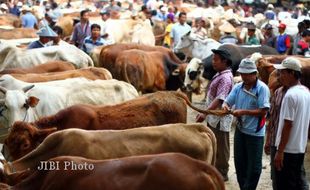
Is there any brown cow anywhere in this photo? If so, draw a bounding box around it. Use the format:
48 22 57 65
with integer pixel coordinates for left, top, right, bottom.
0 153 225 190
98 43 184 69
0 28 37 39
115 49 187 92
1 123 217 184
256 55 303 84
259 57 310 94
0 61 75 74
2 67 112 83
4 91 226 161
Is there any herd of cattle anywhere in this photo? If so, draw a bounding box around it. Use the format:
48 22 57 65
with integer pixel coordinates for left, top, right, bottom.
0 34 309 189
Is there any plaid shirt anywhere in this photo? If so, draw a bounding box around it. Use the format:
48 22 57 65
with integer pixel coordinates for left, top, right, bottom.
269 86 287 146
205 69 234 132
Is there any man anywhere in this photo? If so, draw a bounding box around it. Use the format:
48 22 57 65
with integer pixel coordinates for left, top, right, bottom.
0 3 8 14
21 5 38 29
52 26 71 46
239 22 264 44
296 29 310 56
264 4 276 20
275 23 292 55
244 23 260 45
99 9 115 45
170 12 191 51
262 24 276 48
28 25 57 49
273 57 310 190
196 49 234 182
82 24 110 54
70 9 91 49
223 58 270 190
293 22 307 55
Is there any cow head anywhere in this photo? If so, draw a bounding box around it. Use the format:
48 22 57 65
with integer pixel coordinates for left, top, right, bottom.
0 85 39 129
3 121 57 161
174 31 193 56
183 58 205 93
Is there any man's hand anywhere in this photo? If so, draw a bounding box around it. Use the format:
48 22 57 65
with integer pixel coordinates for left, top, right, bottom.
264 143 271 155
274 151 284 171
222 103 230 111
196 114 206 122
232 110 245 117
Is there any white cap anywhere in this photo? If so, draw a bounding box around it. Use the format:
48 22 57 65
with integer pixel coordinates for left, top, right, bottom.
160 6 167 12
0 3 8 10
273 57 302 72
267 4 274 9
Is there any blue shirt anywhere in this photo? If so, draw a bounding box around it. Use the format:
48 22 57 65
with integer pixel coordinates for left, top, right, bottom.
27 40 45 49
225 79 270 136
21 12 37 28
170 22 191 48
82 36 107 54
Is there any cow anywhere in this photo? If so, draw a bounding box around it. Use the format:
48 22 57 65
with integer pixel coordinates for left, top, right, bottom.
0 153 225 190
114 49 187 92
3 91 227 161
0 78 139 129
2 67 112 83
0 28 37 40
0 123 217 183
0 14 21 29
0 43 93 70
255 54 304 84
183 44 279 95
174 31 221 60
98 43 184 69
0 61 75 75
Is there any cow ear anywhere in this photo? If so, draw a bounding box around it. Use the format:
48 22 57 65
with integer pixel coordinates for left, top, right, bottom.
34 128 57 143
26 96 39 108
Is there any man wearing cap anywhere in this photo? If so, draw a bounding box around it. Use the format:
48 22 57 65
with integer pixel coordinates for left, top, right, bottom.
223 58 270 190
244 22 260 45
28 25 57 49
296 29 310 56
21 5 38 29
293 21 307 55
275 23 292 55
196 49 234 182
262 24 276 48
273 57 310 190
264 4 276 20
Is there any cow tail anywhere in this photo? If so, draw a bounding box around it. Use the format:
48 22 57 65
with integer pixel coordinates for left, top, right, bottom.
174 91 229 116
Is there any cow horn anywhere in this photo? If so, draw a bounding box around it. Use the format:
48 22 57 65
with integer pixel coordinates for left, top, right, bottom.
0 86 7 94
22 85 35 93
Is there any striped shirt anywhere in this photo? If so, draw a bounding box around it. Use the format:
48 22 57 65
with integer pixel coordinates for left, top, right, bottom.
82 36 107 54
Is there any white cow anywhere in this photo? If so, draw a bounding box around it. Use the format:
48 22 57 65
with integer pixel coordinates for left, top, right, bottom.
0 43 94 71
0 78 139 128
183 58 207 93
174 32 221 60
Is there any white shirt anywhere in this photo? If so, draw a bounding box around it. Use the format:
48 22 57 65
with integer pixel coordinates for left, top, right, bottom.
275 85 310 153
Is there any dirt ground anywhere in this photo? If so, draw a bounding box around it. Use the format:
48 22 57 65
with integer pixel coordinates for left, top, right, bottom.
187 94 310 190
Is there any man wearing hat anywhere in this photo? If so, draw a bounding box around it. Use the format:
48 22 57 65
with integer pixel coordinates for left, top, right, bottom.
244 22 260 45
28 25 57 49
275 23 292 54
264 4 276 20
223 58 270 190
0 3 8 14
21 5 38 29
219 22 238 44
196 48 234 182
262 23 276 48
273 57 310 190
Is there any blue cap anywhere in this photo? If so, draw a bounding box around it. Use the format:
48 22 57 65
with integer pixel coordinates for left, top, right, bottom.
37 25 58 37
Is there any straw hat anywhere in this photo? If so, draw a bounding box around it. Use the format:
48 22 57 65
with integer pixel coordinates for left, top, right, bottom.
21 5 31 11
219 22 236 33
